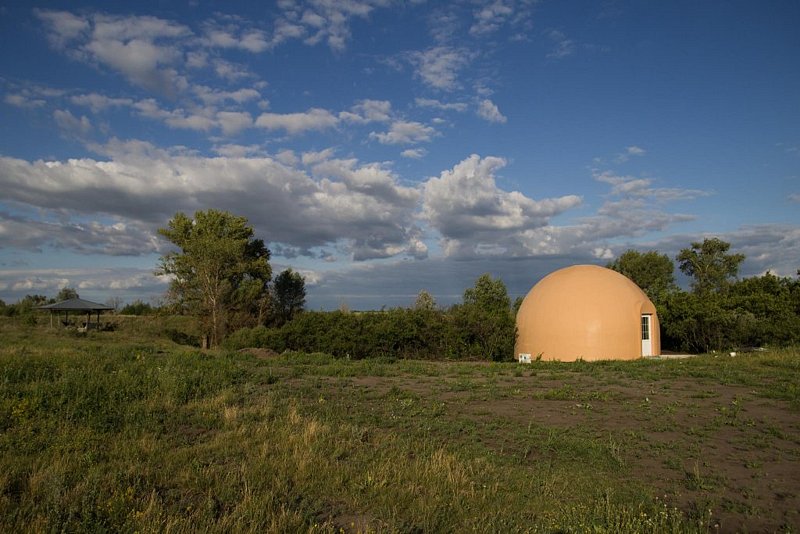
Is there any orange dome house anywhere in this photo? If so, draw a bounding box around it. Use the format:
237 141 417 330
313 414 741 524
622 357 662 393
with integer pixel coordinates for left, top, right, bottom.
515 265 660 361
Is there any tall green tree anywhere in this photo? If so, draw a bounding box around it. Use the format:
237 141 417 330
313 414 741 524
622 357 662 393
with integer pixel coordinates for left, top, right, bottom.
271 268 306 324
158 209 271 347
457 274 516 361
463 273 511 314
56 287 79 301
677 237 744 294
414 290 436 311
607 250 676 305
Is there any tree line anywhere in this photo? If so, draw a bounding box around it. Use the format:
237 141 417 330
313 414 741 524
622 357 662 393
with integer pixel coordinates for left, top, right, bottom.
3 209 798 357
608 238 800 352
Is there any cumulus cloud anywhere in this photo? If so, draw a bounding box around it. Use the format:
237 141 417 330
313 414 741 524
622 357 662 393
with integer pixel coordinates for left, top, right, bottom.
370 121 436 145
255 108 339 134
267 0 391 51
0 267 170 303
0 140 423 261
408 46 471 91
593 170 710 201
5 94 47 109
36 10 191 96
0 210 161 256
476 99 507 123
216 111 253 135
614 145 646 163
212 144 264 157
423 154 582 257
71 93 134 112
194 86 261 105
469 0 514 36
338 99 393 124
401 148 427 159
415 97 467 112
53 109 93 137
200 20 269 52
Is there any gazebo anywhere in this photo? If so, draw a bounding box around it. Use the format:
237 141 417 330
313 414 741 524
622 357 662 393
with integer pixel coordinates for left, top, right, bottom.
38 298 114 329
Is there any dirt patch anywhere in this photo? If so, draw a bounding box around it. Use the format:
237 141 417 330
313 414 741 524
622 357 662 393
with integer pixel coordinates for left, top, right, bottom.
302 369 800 532
238 347 281 359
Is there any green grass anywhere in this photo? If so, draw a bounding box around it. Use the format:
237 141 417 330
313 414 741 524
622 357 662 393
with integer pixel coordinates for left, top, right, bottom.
1 319 797 532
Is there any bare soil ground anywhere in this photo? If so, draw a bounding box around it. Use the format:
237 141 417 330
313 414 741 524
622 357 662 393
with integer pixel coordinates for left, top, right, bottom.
289 366 800 533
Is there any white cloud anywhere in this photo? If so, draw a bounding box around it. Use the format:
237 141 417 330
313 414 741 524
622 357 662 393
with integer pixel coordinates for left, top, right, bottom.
593 170 710 201
614 145 646 163
212 144 264 157
36 10 191 96
370 121 435 145
192 86 261 105
216 111 253 135
71 93 134 112
33 9 89 46
469 0 514 36
0 267 170 303
546 29 576 59
0 141 423 261
338 99 393 123
409 46 471 91
477 99 507 123
53 109 93 137
5 94 47 109
788 193 800 203
423 154 582 257
401 148 427 159
255 108 339 134
201 22 269 53
211 58 254 81
133 99 216 131
269 0 391 51
415 98 467 112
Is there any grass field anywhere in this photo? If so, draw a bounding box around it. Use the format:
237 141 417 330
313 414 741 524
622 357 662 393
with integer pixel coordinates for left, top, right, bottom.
1 318 799 532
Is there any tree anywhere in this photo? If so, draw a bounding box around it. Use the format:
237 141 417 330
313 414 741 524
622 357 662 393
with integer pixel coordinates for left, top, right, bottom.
271 268 306 324
158 209 271 347
607 250 676 305
463 273 511 314
414 290 436 311
677 238 744 294
457 274 516 361
119 300 155 316
56 287 79 301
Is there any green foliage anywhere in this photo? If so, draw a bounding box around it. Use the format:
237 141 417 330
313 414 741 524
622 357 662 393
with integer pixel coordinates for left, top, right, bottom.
157 209 271 347
458 274 516 361
414 290 436 311
661 272 800 351
3 327 797 531
226 274 517 361
271 268 306 325
56 287 79 301
227 309 458 359
607 249 677 305
677 237 745 295
119 300 155 315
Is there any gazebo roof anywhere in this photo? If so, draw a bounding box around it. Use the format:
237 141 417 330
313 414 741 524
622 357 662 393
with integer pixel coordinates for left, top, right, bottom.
38 298 114 312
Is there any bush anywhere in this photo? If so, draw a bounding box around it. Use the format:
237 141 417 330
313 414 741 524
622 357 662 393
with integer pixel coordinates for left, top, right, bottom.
225 305 516 361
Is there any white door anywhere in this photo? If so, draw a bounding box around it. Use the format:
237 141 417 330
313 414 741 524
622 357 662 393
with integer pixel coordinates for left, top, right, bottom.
641 314 652 356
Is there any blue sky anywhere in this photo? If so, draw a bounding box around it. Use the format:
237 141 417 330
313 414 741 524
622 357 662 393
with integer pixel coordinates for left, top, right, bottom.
1 0 798 309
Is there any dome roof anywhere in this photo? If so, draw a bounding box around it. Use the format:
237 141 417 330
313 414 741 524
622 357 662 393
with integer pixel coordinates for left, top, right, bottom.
515 264 659 361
